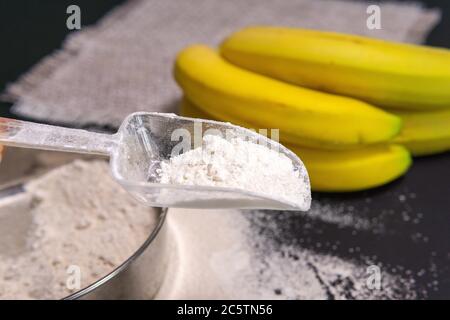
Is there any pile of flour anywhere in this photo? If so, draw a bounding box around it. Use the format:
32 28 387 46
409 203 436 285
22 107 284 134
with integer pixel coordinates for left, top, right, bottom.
158 134 310 209
0 160 158 299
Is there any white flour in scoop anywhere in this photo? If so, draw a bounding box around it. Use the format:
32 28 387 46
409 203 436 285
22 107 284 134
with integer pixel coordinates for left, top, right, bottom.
158 134 310 209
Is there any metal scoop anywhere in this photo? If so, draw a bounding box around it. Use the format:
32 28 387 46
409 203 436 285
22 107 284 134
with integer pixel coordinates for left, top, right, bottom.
0 112 311 211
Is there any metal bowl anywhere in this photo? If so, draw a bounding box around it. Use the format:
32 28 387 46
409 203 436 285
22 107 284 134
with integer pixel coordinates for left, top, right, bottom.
66 208 168 300
0 148 170 300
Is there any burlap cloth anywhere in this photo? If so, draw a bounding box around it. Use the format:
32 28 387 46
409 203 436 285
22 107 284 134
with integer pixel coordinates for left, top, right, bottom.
2 0 440 127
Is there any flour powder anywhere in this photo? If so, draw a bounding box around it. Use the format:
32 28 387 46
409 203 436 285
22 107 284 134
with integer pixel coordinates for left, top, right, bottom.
158 135 310 210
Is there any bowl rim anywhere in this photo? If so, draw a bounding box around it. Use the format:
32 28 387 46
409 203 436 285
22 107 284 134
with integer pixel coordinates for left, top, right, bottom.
63 207 168 300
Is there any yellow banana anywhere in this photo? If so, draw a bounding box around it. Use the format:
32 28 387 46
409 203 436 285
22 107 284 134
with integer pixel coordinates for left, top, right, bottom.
175 45 401 150
221 26 450 110
183 97 450 157
391 109 450 156
180 98 412 192
180 96 218 119
289 144 412 192
180 96 278 133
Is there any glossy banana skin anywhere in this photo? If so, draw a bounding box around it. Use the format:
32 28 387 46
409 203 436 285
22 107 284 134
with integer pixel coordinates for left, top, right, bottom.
221 27 450 110
180 98 411 192
175 45 401 150
287 144 412 192
392 109 450 156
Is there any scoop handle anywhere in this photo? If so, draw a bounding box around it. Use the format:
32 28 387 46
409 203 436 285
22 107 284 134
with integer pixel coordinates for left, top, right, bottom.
0 117 116 156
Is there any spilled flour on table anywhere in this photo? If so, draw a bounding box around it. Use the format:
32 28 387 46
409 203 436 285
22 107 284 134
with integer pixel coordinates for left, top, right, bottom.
156 208 417 299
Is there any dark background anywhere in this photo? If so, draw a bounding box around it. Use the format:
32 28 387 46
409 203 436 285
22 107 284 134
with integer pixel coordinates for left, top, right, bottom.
0 0 449 299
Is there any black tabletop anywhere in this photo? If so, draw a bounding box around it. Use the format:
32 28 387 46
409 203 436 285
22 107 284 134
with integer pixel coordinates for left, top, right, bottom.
0 0 449 299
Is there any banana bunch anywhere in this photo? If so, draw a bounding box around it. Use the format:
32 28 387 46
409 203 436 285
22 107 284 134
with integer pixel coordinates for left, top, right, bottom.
174 27 450 192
